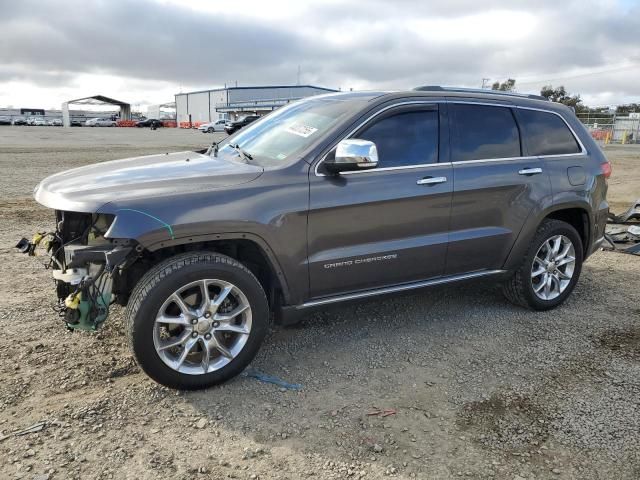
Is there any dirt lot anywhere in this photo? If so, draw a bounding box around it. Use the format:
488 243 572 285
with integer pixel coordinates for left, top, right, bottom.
0 127 639 480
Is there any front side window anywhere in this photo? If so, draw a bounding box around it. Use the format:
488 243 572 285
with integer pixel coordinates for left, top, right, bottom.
517 109 581 156
356 109 439 168
451 104 521 161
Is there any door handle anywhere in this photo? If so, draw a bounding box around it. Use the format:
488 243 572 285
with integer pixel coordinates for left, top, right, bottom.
417 176 447 186
518 167 543 176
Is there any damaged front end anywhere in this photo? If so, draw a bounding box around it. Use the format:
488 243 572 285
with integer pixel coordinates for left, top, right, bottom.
16 211 136 330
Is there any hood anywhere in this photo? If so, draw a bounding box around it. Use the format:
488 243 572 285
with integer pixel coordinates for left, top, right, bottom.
34 150 263 212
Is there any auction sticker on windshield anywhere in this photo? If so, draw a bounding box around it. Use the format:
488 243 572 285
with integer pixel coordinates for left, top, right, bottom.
285 123 318 138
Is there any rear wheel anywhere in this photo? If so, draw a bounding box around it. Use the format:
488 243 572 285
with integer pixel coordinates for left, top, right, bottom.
502 219 583 310
207 127 214 133
126 252 269 389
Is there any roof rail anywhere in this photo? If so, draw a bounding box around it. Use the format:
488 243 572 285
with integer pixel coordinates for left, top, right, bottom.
413 86 549 101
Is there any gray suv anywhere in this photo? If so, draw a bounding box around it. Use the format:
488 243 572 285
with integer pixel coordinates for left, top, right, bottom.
26 87 610 389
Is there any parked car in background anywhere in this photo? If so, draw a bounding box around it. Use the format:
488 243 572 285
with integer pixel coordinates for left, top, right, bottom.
0 116 12 125
198 119 227 133
24 87 610 389
224 115 260 134
136 118 164 128
12 116 28 125
85 117 117 127
29 117 47 126
70 120 83 127
48 118 63 126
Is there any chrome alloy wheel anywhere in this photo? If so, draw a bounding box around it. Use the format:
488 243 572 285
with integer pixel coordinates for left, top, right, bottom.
530 235 576 301
153 279 252 375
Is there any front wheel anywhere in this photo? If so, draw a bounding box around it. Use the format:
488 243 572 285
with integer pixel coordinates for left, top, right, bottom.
502 219 583 310
125 252 269 389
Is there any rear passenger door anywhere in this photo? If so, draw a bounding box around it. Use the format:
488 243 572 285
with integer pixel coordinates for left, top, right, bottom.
445 101 552 275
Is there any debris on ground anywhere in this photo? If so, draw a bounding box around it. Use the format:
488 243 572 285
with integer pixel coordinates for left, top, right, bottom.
608 198 640 223
243 368 303 390
0 421 47 442
367 407 397 417
604 199 640 255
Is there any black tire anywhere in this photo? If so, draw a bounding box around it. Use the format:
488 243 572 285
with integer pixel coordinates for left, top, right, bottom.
125 252 269 390
207 127 214 133
502 219 583 311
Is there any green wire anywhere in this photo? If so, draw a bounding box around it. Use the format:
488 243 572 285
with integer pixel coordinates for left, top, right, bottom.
115 208 175 240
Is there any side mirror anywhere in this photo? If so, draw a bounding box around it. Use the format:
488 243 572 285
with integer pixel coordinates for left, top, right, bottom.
324 139 378 173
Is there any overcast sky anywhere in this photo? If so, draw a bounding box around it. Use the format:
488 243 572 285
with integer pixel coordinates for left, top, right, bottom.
1 0 639 110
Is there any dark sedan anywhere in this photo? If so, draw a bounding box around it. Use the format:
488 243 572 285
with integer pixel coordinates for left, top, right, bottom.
136 118 164 128
224 115 260 134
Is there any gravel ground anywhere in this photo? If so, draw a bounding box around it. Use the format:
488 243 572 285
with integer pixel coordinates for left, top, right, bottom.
0 126 639 480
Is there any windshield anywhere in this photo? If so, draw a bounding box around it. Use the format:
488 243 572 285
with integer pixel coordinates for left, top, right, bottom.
214 93 374 167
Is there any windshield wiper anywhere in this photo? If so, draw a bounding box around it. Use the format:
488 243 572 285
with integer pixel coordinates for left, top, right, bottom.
229 143 253 162
205 141 219 157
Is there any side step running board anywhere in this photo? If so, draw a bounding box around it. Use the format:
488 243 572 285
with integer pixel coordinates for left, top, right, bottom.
300 270 506 309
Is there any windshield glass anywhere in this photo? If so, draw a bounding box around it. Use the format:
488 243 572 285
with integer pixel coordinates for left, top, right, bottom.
215 93 375 167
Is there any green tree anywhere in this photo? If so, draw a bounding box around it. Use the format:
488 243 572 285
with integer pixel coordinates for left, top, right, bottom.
491 78 516 91
540 85 585 112
615 103 640 114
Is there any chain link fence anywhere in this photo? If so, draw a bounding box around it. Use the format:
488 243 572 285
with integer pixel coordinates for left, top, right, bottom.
577 113 640 146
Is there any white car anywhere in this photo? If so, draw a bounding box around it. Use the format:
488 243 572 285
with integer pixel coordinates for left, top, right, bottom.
198 119 227 133
48 118 63 126
29 117 47 126
85 117 117 127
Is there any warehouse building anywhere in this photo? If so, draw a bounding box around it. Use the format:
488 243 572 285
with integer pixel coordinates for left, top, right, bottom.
175 85 337 126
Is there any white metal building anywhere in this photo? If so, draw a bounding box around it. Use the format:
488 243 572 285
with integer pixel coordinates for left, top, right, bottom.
175 85 337 125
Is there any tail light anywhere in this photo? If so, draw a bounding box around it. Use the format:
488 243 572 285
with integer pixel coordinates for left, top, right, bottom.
601 161 612 179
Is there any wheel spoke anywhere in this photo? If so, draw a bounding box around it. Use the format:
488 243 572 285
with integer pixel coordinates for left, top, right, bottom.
534 273 548 293
543 274 552 298
556 268 572 280
208 334 233 359
174 337 198 370
531 266 546 278
215 323 250 335
200 338 211 373
155 313 191 326
556 256 575 268
172 293 195 317
551 236 562 256
199 280 212 312
157 330 191 351
557 242 572 260
214 303 249 322
212 285 233 309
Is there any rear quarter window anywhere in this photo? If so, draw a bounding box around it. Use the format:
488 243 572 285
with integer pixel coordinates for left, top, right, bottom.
517 109 581 156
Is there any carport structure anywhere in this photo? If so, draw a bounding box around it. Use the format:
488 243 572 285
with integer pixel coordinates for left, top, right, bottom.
61 95 131 127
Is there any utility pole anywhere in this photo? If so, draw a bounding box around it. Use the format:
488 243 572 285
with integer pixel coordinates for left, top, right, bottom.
297 65 301 85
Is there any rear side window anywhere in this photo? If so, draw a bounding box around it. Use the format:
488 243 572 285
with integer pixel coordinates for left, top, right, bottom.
357 109 439 168
450 104 521 161
517 109 581 156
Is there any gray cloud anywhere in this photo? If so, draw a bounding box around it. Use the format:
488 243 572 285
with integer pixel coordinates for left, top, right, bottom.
0 0 639 104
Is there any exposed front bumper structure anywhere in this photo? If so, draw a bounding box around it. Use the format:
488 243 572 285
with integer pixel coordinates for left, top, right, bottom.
17 211 135 330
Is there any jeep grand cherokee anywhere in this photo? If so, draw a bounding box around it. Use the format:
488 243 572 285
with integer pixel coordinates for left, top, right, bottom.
23 87 610 389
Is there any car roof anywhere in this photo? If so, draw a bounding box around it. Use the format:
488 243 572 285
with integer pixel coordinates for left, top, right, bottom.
321 88 569 113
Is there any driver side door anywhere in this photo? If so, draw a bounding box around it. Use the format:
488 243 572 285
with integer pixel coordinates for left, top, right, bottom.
307 102 452 299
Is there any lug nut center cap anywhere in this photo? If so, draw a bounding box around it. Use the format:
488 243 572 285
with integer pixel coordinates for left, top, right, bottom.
195 318 211 334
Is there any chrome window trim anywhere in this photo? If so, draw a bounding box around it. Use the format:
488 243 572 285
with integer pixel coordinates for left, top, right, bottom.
447 101 587 160
313 99 587 177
